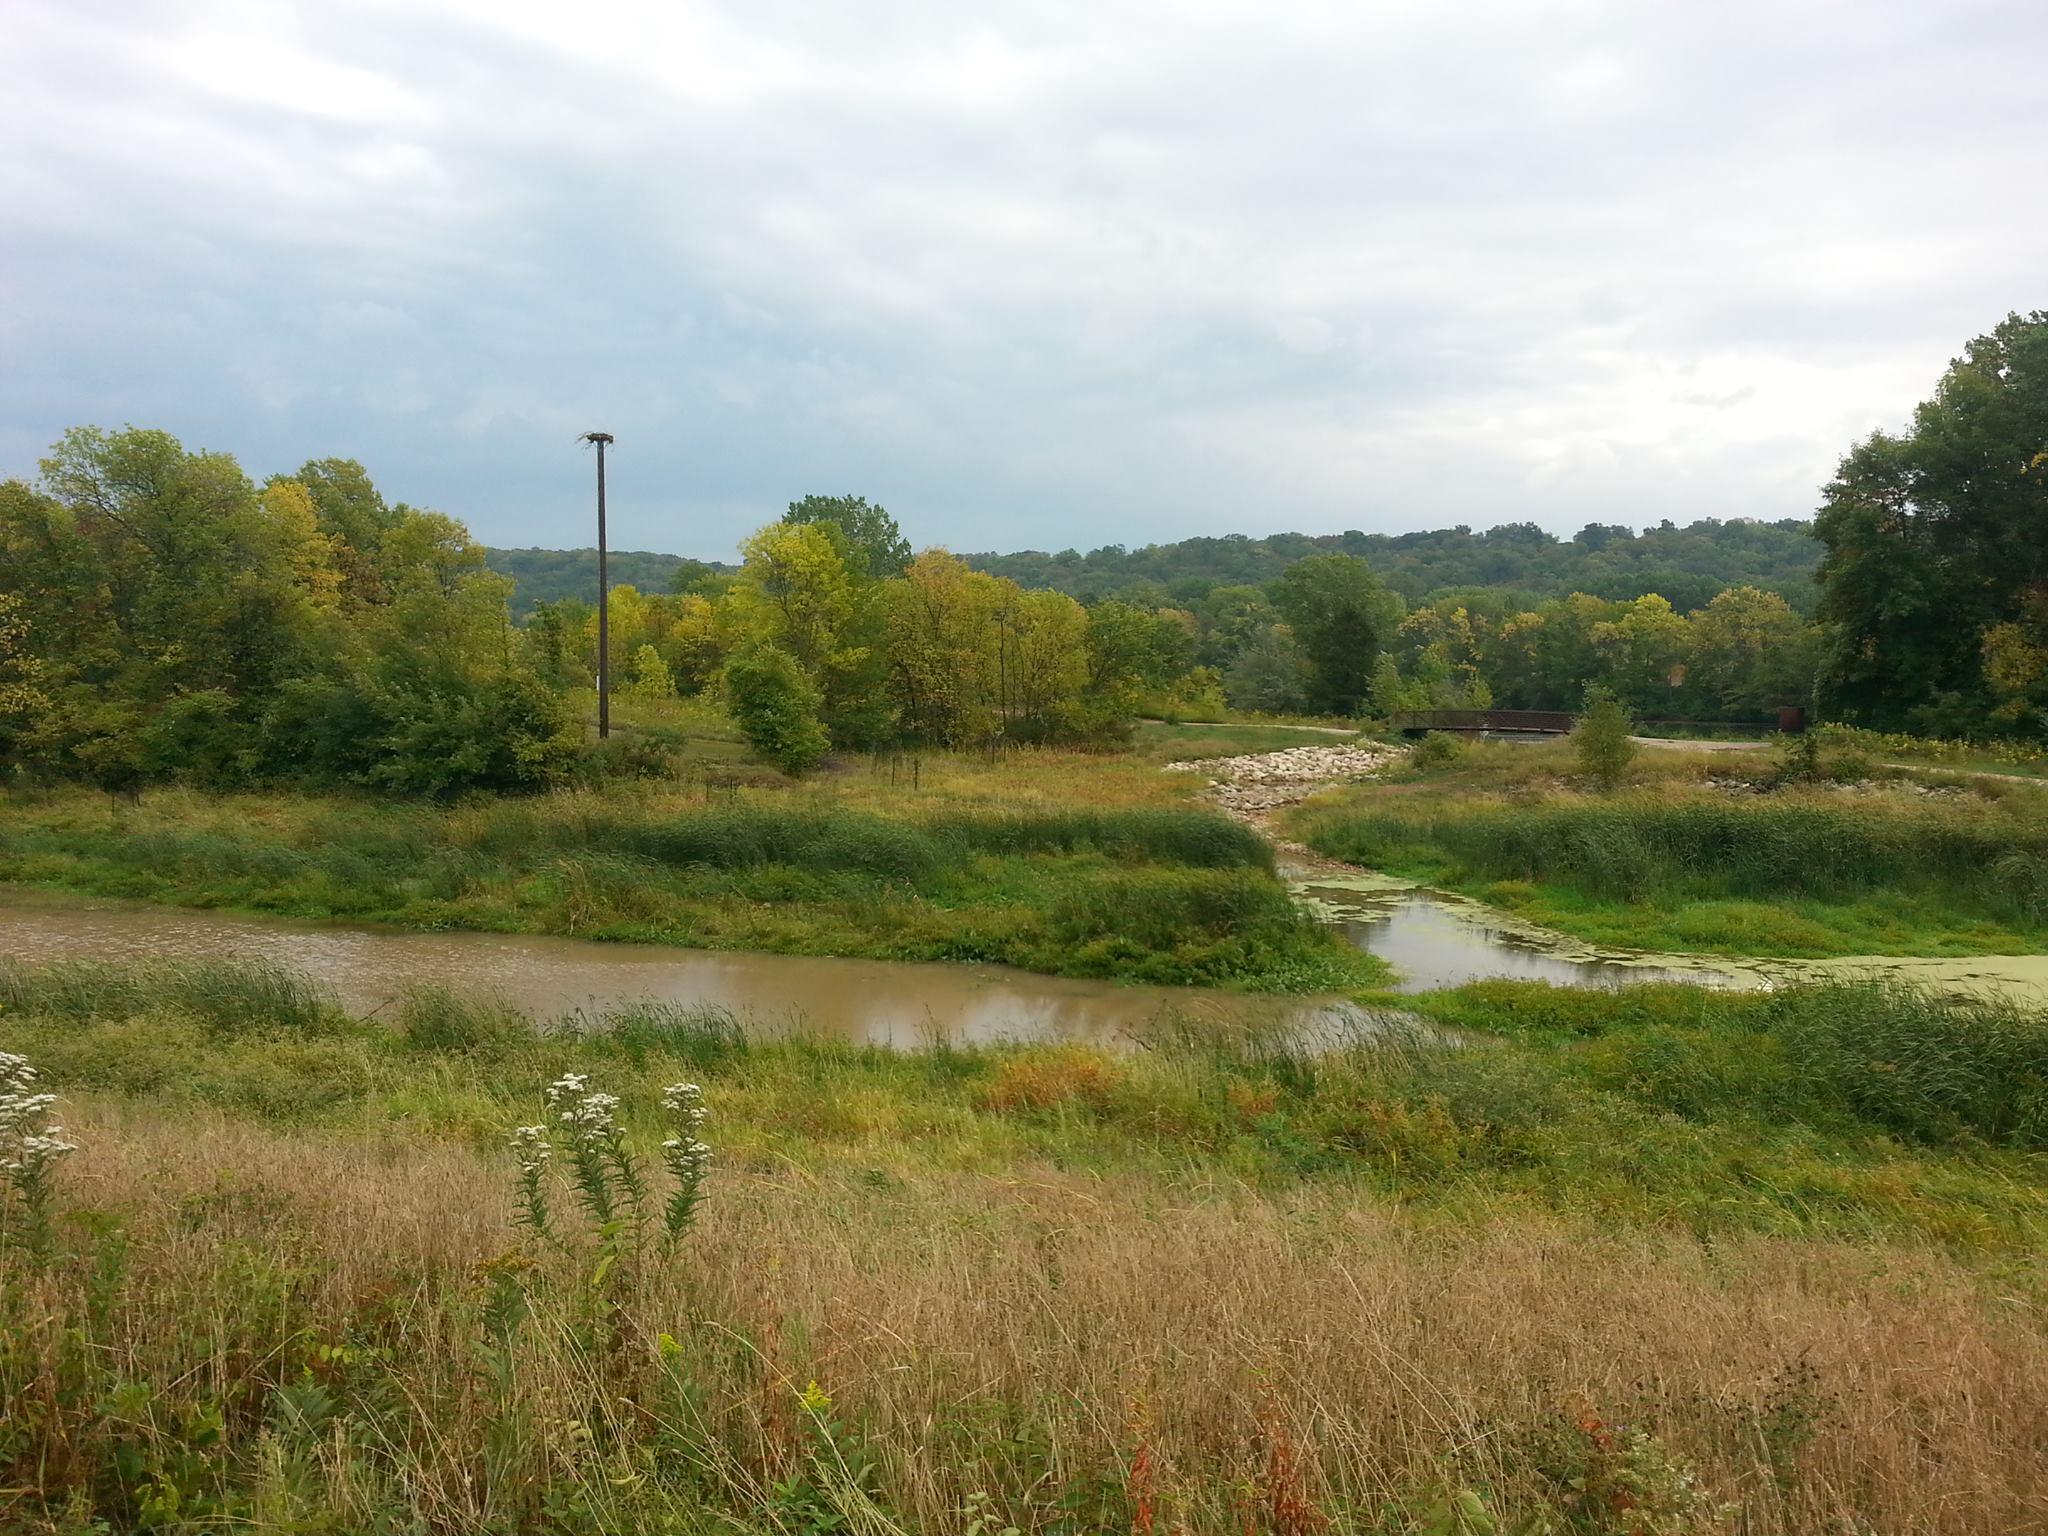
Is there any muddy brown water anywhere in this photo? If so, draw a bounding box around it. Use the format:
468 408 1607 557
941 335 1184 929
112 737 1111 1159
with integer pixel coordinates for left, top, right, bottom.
0 896 1376 1048
8 882 2041 1046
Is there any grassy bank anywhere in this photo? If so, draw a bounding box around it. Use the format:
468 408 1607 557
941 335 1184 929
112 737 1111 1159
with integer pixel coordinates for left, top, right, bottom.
0 779 1373 990
1290 742 2048 957
4 960 2044 1241
2 961 2046 1533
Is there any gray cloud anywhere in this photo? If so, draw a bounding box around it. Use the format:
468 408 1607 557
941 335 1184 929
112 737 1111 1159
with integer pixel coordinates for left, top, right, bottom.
3 0 2042 558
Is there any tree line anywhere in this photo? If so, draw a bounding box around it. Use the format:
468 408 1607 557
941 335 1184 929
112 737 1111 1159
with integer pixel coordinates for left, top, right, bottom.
482 547 729 619
966 513 1823 616
523 495 1194 773
0 430 574 797
2 315 2039 794
513 313 2048 746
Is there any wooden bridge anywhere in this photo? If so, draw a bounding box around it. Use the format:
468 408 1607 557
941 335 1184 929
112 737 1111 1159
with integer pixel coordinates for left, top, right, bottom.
1388 708 1805 737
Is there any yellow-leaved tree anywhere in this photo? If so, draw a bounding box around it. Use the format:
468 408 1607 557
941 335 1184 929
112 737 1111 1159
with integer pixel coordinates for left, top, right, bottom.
882 550 1005 745
721 522 889 747
0 592 49 770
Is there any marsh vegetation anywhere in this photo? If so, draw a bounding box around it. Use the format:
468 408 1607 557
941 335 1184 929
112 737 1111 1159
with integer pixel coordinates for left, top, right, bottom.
4 961 2048 1533
1290 737 2048 958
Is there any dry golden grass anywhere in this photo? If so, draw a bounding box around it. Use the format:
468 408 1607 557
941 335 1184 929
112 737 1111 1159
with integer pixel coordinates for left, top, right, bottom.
23 1099 2048 1534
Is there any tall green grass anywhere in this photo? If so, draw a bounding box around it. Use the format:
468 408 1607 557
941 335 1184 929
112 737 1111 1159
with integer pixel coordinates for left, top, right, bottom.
5 959 2046 1245
1298 793 2048 924
0 794 1341 987
2 800 1270 888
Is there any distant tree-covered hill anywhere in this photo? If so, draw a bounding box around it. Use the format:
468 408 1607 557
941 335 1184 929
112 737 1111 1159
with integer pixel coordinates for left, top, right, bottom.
483 548 733 618
964 518 1822 614
487 517 1822 620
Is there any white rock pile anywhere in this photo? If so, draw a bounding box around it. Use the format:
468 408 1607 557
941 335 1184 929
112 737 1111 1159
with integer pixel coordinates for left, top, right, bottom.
1165 743 1403 814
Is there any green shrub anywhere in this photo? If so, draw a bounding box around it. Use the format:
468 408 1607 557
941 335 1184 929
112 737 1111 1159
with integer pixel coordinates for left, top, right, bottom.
1571 686 1638 789
359 672 580 799
1034 866 1339 983
567 734 678 785
723 645 829 776
1772 728 1824 783
1412 731 1465 769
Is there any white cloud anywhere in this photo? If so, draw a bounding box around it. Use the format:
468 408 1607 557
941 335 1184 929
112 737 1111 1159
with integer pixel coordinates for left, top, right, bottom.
2 0 2041 557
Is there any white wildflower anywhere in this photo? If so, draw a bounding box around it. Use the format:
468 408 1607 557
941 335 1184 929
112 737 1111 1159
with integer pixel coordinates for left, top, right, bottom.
662 1082 707 1137
0 1092 58 1132
543 1073 590 1110
0 1052 74 1253
4 1130 76 1175
659 1087 712 1242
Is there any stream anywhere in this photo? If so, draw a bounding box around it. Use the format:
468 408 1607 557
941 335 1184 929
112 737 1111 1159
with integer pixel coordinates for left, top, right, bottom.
0 895 1371 1048
4 874 2042 1047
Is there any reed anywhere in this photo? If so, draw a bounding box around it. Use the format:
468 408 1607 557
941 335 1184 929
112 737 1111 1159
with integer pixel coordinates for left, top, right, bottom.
0 789 1320 988
1294 787 2048 954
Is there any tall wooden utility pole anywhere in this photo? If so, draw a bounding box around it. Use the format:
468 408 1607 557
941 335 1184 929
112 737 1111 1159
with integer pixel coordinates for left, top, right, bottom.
581 432 615 739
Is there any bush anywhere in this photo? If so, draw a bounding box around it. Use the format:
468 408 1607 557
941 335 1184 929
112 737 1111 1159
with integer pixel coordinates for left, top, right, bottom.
1412 731 1465 769
1772 728 1824 784
359 672 579 799
723 646 829 776
1571 686 1638 788
566 734 678 786
1034 866 1338 983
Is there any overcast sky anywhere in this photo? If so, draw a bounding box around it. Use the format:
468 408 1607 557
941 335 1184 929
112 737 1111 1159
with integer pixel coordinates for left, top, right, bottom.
4 1 2042 559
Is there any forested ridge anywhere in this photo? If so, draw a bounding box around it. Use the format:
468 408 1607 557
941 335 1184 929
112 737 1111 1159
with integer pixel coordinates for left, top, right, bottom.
483 547 735 618
487 517 1821 623
965 515 1822 614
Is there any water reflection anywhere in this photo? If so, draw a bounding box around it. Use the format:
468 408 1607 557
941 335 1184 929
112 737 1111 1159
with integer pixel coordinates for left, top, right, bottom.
0 898 1367 1049
1300 884 1749 993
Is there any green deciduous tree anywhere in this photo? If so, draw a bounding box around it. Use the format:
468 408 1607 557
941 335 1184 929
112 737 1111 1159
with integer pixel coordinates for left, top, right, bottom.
0 426 576 797
782 494 911 580
882 549 1004 746
1223 624 1311 715
1590 594 1691 712
625 644 676 699
725 521 890 748
1572 685 1639 788
1271 553 1405 715
1687 585 1815 717
723 645 829 775
1814 311 2048 738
